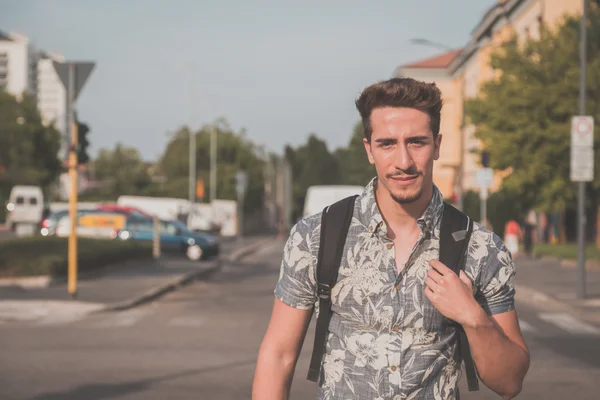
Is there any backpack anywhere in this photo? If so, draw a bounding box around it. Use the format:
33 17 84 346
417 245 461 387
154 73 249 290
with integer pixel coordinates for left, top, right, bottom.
306 195 479 392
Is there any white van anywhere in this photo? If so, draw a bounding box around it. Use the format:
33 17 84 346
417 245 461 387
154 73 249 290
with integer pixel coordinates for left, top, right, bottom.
303 185 364 218
6 185 44 231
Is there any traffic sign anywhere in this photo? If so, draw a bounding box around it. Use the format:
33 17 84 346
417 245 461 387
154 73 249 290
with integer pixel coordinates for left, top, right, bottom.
571 116 594 182
476 168 494 188
236 170 248 198
53 62 95 102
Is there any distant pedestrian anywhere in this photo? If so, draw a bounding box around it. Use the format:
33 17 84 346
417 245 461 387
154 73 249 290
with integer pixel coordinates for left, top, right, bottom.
504 219 522 256
253 78 529 399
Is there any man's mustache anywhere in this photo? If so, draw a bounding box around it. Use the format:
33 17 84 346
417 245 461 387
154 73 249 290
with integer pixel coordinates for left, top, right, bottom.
386 170 421 179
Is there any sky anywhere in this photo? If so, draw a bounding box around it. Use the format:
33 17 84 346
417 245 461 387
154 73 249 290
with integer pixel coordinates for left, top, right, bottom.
1 0 496 161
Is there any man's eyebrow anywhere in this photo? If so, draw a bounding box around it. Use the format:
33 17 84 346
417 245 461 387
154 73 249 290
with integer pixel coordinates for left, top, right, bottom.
374 135 431 143
374 138 397 143
406 135 431 141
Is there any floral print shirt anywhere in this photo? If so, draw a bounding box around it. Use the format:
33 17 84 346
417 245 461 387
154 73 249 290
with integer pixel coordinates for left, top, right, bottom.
274 179 516 400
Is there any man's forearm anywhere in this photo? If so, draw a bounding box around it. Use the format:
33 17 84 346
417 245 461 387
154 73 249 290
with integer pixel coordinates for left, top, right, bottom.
463 309 530 399
252 349 297 400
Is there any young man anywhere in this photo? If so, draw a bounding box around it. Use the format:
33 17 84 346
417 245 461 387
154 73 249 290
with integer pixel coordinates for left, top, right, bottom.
253 78 530 400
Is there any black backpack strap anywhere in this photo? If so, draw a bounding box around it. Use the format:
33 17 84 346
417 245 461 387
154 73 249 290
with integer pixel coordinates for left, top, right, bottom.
440 203 479 391
306 195 357 383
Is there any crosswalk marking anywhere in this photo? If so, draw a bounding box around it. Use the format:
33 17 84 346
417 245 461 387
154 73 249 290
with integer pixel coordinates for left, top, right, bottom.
518 319 537 333
539 313 600 335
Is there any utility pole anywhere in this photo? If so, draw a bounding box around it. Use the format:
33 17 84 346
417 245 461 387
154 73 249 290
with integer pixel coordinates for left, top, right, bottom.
577 0 589 299
210 96 218 202
188 62 197 205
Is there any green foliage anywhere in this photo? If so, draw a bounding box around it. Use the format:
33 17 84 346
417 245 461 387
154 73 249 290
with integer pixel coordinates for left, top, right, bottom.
533 243 600 261
465 9 600 213
335 122 376 187
0 91 62 220
0 236 152 277
159 119 265 212
285 134 341 220
81 143 154 201
462 189 528 237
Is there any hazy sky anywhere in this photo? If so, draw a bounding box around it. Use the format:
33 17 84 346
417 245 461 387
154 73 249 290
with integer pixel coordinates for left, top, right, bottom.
1 0 495 160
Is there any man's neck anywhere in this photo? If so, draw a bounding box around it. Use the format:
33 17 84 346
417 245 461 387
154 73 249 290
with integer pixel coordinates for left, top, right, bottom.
375 182 433 239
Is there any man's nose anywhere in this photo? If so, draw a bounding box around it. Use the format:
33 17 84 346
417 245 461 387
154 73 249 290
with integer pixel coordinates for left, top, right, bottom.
393 144 414 171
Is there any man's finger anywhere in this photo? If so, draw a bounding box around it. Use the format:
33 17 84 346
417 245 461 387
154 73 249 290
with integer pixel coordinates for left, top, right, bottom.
429 259 451 275
427 268 442 283
425 277 440 292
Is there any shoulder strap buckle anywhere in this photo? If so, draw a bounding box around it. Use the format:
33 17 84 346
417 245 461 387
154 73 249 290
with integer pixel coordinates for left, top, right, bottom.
317 283 331 300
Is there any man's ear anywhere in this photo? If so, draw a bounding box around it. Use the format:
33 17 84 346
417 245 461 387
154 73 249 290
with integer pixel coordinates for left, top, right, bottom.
433 134 442 161
363 138 375 164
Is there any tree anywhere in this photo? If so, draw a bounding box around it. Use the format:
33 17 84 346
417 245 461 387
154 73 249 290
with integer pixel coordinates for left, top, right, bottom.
285 134 341 220
465 9 600 217
0 91 62 206
82 143 154 200
159 118 265 212
336 122 376 186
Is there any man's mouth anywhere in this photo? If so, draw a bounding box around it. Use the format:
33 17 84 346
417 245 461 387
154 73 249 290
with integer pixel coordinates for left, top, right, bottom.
389 175 419 185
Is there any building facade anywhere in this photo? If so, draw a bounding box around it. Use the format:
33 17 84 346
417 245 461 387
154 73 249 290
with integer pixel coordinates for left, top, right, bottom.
1 30 67 157
0 31 36 98
394 0 582 207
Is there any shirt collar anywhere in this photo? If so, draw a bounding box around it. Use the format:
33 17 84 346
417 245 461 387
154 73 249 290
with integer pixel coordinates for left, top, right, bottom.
357 177 444 238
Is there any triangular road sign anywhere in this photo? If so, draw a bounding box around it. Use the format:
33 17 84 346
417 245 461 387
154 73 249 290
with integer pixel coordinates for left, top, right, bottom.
53 61 95 102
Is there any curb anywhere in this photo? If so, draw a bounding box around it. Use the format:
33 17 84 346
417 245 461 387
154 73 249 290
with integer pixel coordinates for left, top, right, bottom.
100 236 277 313
102 259 222 312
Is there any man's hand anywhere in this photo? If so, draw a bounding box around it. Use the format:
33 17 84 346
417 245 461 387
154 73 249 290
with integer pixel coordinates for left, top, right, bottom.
424 259 483 327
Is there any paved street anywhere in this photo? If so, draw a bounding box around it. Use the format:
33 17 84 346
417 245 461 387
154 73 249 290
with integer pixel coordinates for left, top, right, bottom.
1 240 600 399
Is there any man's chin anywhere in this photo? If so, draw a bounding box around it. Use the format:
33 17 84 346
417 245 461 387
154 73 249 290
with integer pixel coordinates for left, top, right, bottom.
388 184 424 205
390 191 422 205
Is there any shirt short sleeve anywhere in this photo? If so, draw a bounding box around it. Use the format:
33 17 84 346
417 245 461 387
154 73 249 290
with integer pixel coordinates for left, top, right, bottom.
475 234 516 316
274 218 320 310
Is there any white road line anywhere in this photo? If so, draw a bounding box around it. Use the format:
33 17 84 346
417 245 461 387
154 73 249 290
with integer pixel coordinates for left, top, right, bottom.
538 313 600 335
518 319 537 333
95 309 153 328
35 314 87 326
168 316 206 327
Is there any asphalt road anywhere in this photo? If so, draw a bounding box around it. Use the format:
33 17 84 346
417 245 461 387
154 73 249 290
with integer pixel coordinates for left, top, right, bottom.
0 240 599 399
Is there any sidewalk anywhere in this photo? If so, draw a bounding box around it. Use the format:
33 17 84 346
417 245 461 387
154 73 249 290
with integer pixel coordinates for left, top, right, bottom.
0 235 275 322
514 254 600 324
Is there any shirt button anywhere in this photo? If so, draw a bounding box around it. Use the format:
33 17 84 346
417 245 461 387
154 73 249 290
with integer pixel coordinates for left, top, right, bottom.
392 325 399 332
386 243 393 249
395 283 401 291
391 365 397 371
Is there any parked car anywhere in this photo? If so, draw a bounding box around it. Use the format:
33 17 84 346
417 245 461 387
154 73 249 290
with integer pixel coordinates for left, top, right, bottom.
5 185 44 231
115 217 220 261
96 204 152 218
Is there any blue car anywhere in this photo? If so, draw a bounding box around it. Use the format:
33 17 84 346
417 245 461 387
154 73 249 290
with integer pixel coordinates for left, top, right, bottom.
115 217 220 261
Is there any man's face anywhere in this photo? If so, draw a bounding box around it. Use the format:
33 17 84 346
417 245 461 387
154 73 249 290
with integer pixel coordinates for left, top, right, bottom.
363 107 441 205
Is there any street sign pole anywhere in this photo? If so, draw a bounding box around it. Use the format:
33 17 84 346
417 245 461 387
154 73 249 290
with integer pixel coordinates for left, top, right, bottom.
53 61 95 298
577 0 588 299
476 167 493 225
236 171 248 238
